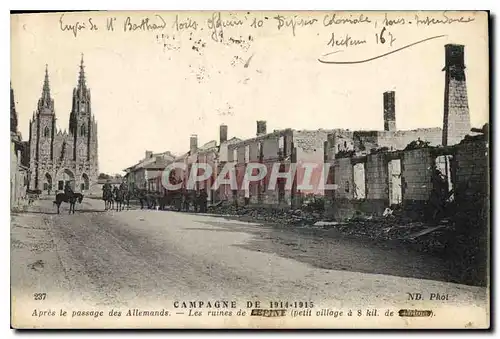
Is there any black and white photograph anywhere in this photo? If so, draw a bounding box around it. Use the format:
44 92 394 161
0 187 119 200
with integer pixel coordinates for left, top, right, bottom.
9 10 490 329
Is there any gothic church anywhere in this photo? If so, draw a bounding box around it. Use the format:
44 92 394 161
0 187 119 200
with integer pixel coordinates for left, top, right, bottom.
29 56 99 193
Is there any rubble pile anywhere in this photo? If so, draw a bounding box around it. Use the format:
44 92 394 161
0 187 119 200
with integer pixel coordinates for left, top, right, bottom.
206 203 453 255
207 204 322 226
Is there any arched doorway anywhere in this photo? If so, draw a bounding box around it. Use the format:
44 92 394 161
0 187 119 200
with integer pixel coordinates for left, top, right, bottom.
43 173 52 193
81 173 89 192
57 169 75 191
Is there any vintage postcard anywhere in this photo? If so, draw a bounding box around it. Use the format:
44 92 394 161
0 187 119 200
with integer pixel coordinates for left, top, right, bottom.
10 10 490 329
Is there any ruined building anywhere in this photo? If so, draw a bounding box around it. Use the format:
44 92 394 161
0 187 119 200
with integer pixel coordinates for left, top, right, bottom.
10 83 29 208
29 56 99 193
442 44 471 146
325 89 443 161
226 121 335 207
324 44 479 219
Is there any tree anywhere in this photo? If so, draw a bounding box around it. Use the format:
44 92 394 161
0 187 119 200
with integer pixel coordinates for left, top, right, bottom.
98 173 111 180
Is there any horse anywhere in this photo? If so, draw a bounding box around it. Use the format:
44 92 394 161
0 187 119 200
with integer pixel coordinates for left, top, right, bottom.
103 186 114 210
113 187 125 211
137 189 148 210
118 184 130 210
53 192 84 214
122 189 131 209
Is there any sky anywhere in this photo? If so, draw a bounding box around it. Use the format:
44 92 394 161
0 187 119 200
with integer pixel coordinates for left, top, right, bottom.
11 11 489 174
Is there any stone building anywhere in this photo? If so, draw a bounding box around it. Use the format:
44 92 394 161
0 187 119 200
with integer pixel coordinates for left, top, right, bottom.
212 125 241 202
11 84 30 209
226 121 334 208
324 44 478 218
325 89 443 162
124 150 175 192
28 56 99 194
166 126 241 204
325 134 488 220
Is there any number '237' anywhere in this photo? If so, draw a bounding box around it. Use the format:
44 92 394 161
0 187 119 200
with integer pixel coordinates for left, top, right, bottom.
33 293 47 300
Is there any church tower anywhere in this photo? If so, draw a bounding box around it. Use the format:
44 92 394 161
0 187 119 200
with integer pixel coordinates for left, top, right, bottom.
11 83 18 135
70 54 92 162
29 65 56 189
28 56 99 194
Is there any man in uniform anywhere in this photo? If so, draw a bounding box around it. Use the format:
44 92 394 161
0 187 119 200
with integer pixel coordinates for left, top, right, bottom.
64 181 74 197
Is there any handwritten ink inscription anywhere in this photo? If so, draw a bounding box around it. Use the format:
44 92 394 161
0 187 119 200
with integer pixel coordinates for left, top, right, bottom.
323 13 372 26
59 14 90 37
173 15 198 31
207 12 244 42
57 11 477 38
415 12 475 26
123 15 166 32
327 33 367 49
273 15 318 36
56 10 478 63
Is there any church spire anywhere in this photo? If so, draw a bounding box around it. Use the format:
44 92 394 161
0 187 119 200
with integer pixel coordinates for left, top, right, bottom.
42 64 51 101
37 64 54 114
78 54 86 94
11 82 18 133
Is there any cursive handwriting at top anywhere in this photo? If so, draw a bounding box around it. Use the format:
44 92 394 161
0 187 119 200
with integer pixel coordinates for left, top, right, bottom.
59 14 95 37
319 35 446 65
206 12 244 42
323 13 372 26
327 33 367 48
415 11 475 26
273 15 318 36
123 15 167 32
172 15 198 31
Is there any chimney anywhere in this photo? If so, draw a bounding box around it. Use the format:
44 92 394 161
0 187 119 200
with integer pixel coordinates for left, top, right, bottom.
383 91 396 132
219 124 228 144
256 120 267 136
190 134 198 154
442 44 471 146
145 150 153 159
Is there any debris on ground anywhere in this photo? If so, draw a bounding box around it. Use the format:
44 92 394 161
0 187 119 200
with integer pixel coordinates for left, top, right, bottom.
206 203 455 256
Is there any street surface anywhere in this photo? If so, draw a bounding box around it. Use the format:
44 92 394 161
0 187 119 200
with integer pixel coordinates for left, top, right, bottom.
11 198 488 328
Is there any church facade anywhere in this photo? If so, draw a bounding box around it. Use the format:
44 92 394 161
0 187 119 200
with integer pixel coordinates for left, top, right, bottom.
29 56 99 194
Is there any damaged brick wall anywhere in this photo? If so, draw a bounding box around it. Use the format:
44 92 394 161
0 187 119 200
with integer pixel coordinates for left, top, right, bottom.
327 153 390 219
376 128 443 150
294 130 331 196
365 153 389 214
454 138 488 201
400 147 434 218
325 137 488 221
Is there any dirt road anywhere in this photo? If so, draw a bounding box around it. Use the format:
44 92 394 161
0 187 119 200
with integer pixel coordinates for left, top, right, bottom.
11 198 489 328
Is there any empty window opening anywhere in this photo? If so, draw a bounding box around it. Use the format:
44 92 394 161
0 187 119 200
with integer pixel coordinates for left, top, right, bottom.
434 155 455 202
353 163 366 199
233 149 238 163
245 145 250 163
388 159 402 205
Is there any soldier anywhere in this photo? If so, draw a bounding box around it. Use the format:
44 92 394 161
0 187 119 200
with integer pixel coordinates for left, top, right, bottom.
183 191 190 212
199 190 208 213
64 181 74 197
430 165 449 222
